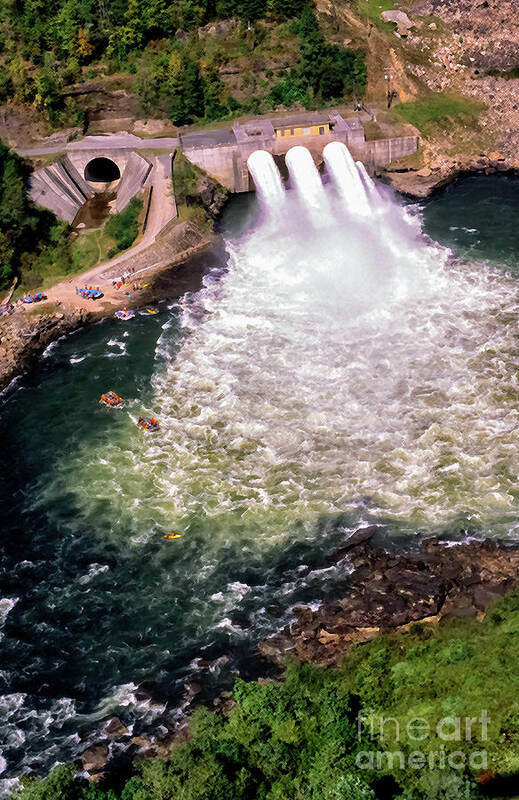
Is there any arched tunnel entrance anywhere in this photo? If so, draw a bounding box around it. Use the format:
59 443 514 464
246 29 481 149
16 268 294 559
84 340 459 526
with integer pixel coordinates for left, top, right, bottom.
84 157 121 183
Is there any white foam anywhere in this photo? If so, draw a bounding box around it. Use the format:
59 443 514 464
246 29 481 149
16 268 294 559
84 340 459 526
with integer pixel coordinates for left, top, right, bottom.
78 564 109 585
0 600 17 631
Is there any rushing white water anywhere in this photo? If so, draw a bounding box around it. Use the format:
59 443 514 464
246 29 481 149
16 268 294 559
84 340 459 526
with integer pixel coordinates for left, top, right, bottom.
285 145 327 210
247 149 285 208
356 159 380 203
324 140 371 216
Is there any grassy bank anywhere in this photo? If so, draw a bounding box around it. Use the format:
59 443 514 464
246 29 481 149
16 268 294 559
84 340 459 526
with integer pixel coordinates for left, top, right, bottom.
9 196 144 299
16 588 519 800
394 94 485 137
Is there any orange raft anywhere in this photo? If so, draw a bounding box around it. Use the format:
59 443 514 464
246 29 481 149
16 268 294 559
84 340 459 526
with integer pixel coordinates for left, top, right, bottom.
100 391 123 407
138 416 159 431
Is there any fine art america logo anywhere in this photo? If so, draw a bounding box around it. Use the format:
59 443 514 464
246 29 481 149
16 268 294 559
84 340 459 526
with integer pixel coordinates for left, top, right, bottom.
356 709 489 772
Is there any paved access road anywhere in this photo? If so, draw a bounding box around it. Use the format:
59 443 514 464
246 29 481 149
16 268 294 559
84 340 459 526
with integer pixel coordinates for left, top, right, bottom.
18 133 181 158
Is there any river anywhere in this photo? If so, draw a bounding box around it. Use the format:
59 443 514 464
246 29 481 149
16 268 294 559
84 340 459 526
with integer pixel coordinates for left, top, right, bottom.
1 163 519 790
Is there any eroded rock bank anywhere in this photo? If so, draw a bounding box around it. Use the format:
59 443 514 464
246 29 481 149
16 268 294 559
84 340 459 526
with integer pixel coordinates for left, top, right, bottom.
383 150 518 198
0 308 92 394
258 529 519 667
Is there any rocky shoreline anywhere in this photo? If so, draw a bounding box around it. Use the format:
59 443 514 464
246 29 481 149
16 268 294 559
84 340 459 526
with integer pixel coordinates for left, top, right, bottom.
259 528 519 667
0 233 224 395
76 531 519 782
0 307 92 394
382 150 519 198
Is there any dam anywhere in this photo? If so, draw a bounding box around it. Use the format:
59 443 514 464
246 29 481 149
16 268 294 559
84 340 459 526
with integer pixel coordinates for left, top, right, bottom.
27 109 418 224
182 110 418 193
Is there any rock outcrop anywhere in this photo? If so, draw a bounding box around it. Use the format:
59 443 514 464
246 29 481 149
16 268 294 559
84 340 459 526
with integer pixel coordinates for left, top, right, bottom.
381 10 414 36
259 530 519 667
197 174 229 219
0 308 91 393
383 150 517 198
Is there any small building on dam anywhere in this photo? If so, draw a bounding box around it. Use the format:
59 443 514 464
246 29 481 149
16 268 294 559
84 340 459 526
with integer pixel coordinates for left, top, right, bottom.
27 110 418 223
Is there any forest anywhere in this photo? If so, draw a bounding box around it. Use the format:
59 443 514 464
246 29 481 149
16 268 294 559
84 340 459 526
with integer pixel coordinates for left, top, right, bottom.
0 0 367 126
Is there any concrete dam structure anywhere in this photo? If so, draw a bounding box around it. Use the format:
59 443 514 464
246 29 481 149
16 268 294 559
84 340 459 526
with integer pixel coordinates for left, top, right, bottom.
181 110 419 193
27 111 418 224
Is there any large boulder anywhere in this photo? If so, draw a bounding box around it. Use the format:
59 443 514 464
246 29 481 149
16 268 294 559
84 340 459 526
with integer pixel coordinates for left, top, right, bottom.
81 744 109 773
197 175 228 218
381 10 414 35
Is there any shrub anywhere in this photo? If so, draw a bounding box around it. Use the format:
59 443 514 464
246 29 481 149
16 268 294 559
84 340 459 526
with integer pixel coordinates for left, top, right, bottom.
104 197 143 253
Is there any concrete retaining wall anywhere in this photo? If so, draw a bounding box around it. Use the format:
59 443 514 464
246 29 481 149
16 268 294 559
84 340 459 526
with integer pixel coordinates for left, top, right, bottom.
30 169 78 223
29 159 96 223
115 151 153 212
363 136 419 170
182 144 237 191
183 134 419 191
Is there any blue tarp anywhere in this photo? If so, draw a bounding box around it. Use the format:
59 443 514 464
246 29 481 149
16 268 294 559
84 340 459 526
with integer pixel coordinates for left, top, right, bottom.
77 288 104 299
23 292 44 303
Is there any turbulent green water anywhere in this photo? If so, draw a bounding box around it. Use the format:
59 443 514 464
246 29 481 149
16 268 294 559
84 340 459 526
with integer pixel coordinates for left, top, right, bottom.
1 174 519 789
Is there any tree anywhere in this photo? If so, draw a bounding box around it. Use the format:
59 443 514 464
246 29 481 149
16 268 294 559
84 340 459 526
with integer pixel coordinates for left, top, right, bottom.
203 63 227 120
239 0 265 22
269 0 307 18
77 28 95 58
0 160 26 227
179 56 205 122
320 774 376 800
319 55 344 99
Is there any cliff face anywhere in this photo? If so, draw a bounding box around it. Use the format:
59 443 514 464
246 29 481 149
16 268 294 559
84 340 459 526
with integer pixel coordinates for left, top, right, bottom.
0 309 91 393
421 0 519 71
413 0 519 156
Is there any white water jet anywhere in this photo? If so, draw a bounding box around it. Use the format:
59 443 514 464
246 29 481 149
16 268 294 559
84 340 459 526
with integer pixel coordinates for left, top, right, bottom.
247 150 285 208
285 145 327 210
324 141 371 216
356 159 380 203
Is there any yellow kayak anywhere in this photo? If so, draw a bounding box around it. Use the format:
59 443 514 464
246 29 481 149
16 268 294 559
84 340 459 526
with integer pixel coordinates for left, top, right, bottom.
164 532 183 540
146 308 158 315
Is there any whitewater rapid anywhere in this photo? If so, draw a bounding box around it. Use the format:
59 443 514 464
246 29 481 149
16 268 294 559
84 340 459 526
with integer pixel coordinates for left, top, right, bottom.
27 144 519 539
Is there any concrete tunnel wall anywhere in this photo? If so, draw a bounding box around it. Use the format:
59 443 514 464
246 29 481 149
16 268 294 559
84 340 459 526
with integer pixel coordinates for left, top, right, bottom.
66 149 130 189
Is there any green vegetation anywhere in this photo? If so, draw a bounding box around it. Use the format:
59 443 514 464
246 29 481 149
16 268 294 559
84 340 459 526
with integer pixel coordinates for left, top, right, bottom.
356 0 402 33
15 588 519 799
172 150 222 230
104 197 143 257
172 150 204 206
0 1 367 127
0 140 74 290
485 67 519 80
394 93 485 136
267 6 367 108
